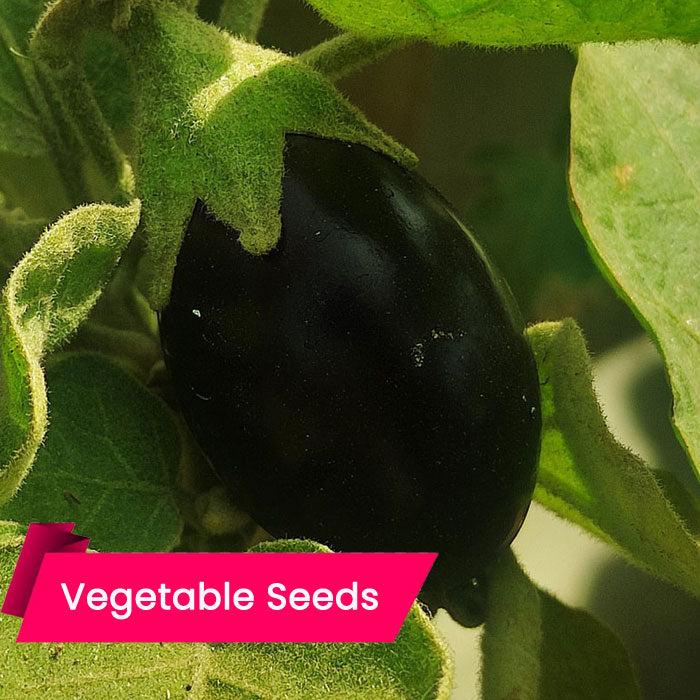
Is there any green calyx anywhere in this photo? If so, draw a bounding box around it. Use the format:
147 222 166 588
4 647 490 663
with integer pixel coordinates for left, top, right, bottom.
33 0 416 309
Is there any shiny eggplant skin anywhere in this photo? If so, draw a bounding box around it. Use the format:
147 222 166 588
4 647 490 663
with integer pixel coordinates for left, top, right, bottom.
159 134 541 626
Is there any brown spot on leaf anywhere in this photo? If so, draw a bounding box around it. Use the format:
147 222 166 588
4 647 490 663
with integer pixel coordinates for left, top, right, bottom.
614 164 634 189
63 490 81 505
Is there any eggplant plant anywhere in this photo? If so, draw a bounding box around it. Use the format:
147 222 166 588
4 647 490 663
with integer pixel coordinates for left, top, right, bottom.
0 1 698 698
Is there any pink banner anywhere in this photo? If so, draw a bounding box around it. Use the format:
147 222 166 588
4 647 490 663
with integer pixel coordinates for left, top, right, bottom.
3 524 436 643
2 523 90 618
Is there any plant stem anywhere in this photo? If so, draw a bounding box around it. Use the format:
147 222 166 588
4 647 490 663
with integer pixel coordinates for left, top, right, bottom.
50 65 135 204
30 0 135 205
298 34 409 82
32 65 93 205
218 0 270 42
0 18 90 206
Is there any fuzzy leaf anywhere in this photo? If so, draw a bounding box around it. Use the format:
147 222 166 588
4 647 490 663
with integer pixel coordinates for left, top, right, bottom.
32 0 415 308
130 2 414 307
481 549 640 699
0 200 140 505
305 0 700 46
1 353 183 551
0 531 452 699
569 41 700 478
0 0 47 156
202 538 454 700
64 254 162 382
528 320 700 600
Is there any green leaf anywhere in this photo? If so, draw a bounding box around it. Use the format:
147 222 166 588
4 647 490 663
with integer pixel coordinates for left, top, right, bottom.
0 522 211 699
481 549 640 700
305 0 700 46
0 531 452 699
202 538 454 700
0 200 141 506
527 320 700 601
569 41 700 479
0 0 48 156
63 260 162 382
1 353 183 551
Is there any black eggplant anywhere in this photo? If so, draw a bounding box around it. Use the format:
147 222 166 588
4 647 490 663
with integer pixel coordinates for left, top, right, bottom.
159 134 541 626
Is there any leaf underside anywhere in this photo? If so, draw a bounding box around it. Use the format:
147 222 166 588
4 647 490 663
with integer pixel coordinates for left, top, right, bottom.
481 550 640 700
305 0 700 45
528 320 700 602
569 41 700 478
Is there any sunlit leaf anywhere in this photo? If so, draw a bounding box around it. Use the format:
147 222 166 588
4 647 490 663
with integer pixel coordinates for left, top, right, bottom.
305 0 700 46
0 200 140 505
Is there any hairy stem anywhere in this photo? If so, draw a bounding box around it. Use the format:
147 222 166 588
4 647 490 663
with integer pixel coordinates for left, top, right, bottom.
51 65 135 203
32 65 93 205
30 0 135 204
218 0 270 41
0 17 90 205
298 34 409 82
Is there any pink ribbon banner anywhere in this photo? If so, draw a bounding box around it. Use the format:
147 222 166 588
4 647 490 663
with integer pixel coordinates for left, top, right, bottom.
2 524 436 643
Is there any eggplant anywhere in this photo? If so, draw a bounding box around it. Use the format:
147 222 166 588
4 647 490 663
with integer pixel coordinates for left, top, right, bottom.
159 134 541 626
